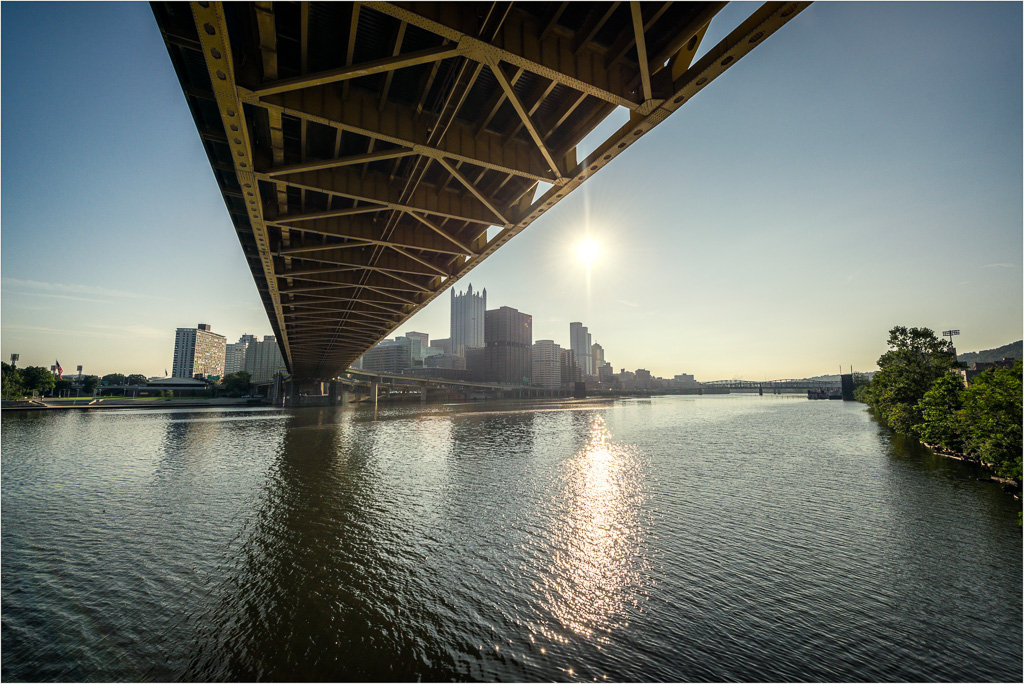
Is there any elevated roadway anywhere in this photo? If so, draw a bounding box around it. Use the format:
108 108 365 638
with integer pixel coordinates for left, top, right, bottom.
153 1 809 381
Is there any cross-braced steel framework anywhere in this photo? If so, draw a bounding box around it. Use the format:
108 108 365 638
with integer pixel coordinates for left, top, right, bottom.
153 1 808 380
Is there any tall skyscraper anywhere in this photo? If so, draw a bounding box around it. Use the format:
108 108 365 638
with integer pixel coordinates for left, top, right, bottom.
244 335 286 383
532 340 562 389
225 333 258 375
450 284 485 357
560 348 581 384
569 322 593 377
592 343 604 374
172 323 226 379
484 306 532 385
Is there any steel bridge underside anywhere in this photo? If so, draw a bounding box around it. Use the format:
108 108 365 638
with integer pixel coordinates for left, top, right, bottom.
153 1 808 381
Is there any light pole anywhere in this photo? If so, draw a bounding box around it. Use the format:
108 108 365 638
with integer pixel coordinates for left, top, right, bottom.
942 330 960 356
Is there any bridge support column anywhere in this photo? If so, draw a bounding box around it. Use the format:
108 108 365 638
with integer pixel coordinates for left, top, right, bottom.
285 380 299 408
420 386 427 403
759 385 763 396
329 381 338 406
341 388 348 405
371 382 378 409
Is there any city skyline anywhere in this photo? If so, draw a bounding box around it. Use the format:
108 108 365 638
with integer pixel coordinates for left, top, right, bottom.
2 3 1021 380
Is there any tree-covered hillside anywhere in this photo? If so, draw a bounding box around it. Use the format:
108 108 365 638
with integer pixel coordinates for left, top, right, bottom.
959 341 1022 366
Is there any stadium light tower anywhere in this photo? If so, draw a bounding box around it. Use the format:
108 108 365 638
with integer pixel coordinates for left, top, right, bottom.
942 329 960 351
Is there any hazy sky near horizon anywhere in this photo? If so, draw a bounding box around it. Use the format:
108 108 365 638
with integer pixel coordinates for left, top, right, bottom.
2 2 1021 380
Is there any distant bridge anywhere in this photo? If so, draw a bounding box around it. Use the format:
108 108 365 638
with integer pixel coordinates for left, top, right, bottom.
702 379 841 391
153 1 809 382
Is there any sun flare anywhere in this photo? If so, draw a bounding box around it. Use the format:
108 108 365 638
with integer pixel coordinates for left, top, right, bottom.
577 239 599 264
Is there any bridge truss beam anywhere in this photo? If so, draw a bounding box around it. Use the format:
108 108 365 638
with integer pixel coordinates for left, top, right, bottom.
153 1 809 380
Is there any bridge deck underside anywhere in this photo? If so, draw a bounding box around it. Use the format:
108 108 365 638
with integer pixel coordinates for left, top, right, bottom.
153 1 807 380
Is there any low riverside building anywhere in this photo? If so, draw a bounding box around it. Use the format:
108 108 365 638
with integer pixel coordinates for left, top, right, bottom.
957 358 1018 387
143 377 211 397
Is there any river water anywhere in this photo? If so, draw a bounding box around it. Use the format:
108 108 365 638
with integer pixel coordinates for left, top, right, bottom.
1 395 1020 682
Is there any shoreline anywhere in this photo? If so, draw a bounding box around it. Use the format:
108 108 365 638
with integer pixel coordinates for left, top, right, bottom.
921 441 1020 497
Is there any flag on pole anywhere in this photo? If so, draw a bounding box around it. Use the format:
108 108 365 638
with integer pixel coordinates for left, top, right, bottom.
55 360 63 380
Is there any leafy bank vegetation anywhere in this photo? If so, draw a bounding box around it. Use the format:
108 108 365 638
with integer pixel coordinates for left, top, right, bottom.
857 326 1022 484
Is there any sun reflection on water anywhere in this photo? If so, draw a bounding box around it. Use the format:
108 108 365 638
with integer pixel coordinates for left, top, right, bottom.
541 413 649 651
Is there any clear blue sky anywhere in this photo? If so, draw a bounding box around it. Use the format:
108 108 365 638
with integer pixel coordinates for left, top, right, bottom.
2 2 1021 380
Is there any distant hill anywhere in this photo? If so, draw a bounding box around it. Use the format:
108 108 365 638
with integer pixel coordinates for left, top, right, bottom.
803 372 876 383
958 341 1022 366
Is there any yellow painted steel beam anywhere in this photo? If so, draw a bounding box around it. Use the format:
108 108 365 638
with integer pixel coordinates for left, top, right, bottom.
187 1 292 372
254 43 467 97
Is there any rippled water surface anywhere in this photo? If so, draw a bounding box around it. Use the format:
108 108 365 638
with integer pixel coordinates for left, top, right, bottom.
2 396 1021 681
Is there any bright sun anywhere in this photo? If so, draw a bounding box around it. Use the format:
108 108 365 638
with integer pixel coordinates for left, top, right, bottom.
577 239 599 263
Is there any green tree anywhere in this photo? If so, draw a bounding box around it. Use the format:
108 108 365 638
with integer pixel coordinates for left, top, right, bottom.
960 361 1022 481
101 373 126 386
915 372 966 452
126 374 148 385
867 326 960 436
852 373 874 403
2 362 25 400
81 375 100 395
21 366 56 396
223 371 252 397
53 379 73 396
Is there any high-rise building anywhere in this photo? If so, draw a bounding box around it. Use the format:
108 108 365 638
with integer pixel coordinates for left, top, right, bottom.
450 284 485 357
532 340 562 389
225 333 257 375
425 353 465 370
483 306 532 385
560 348 581 385
361 340 413 374
430 338 452 355
244 335 286 383
172 323 227 379
569 322 593 376
592 343 604 374
403 331 428 362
